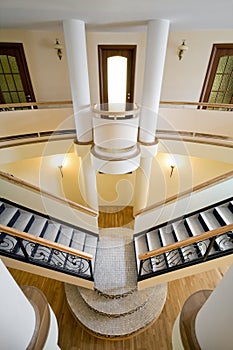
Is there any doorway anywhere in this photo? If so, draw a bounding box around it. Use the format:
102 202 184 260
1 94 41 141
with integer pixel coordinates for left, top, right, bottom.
0 43 36 108
98 45 137 104
199 43 233 110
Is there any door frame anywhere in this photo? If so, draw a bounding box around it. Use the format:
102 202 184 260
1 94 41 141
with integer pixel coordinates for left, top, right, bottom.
98 44 137 104
199 43 233 106
0 42 36 104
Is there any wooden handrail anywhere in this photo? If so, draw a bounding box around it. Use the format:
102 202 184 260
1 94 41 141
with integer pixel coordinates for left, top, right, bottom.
134 170 233 217
0 170 98 217
160 101 233 109
0 224 93 260
139 223 233 261
0 100 72 109
0 100 232 110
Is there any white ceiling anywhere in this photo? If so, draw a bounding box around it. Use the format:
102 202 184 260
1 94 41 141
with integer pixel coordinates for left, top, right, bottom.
0 0 232 32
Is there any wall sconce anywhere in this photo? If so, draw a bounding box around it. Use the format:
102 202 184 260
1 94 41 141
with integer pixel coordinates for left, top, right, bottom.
54 39 63 60
58 165 63 177
177 40 188 60
170 165 175 178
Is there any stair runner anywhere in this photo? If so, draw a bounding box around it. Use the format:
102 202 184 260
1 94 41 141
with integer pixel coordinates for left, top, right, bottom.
0 199 98 280
65 228 167 338
134 197 233 279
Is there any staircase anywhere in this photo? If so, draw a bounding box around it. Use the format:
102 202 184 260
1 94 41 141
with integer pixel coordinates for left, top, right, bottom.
0 198 98 283
134 197 233 283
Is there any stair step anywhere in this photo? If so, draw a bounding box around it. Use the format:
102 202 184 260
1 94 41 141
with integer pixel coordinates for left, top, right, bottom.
82 235 98 275
199 211 221 230
78 284 158 317
57 226 73 247
43 223 60 242
32 223 61 263
12 213 34 232
134 234 151 275
146 230 167 272
0 207 20 226
214 205 233 225
63 231 94 276
159 226 182 267
70 230 86 251
185 215 216 256
65 282 167 338
199 211 231 252
27 218 48 237
172 221 199 262
228 201 233 213
0 202 5 214
211 206 233 251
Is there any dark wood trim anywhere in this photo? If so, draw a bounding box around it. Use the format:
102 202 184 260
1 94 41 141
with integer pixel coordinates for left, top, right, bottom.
98 45 137 104
180 290 212 350
22 286 50 350
0 43 36 104
199 43 233 107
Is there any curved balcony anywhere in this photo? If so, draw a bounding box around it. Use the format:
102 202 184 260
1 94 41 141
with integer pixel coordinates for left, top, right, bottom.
91 103 141 174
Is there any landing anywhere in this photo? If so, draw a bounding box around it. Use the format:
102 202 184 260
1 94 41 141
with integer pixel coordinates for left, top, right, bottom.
93 227 137 297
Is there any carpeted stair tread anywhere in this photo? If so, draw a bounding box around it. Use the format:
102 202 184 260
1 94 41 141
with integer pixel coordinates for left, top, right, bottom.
93 228 137 297
27 218 48 237
0 207 19 226
65 283 167 338
70 230 86 251
57 226 73 246
12 212 34 232
43 223 60 242
78 284 162 316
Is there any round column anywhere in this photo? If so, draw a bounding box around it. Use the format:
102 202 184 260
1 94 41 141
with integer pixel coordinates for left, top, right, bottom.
133 143 158 214
63 19 92 142
139 19 170 143
195 264 233 350
0 259 36 350
79 152 98 211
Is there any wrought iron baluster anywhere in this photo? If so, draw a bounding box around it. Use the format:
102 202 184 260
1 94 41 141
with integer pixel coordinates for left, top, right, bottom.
88 259 93 280
139 259 143 277
16 237 29 260
203 236 216 261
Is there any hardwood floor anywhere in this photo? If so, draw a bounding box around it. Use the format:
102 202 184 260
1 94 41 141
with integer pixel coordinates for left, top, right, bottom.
7 208 231 350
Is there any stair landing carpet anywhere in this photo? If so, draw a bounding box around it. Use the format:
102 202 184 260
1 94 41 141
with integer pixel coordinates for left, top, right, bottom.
65 227 167 338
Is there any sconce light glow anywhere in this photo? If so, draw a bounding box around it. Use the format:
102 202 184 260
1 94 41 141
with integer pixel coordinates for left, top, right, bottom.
52 154 67 168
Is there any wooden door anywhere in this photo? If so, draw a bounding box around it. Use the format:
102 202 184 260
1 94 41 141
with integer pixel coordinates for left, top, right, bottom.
199 43 233 109
0 43 35 108
98 45 137 104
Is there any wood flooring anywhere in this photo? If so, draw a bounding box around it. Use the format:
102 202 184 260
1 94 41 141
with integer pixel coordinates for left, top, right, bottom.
7 207 231 350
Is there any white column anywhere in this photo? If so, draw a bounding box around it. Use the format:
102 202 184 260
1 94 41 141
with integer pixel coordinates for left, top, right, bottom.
79 152 98 211
139 19 170 143
195 264 233 350
0 259 36 350
134 156 153 214
63 19 92 142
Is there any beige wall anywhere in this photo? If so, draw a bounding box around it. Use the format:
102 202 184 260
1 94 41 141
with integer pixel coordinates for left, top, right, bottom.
161 30 233 101
0 29 71 101
1 150 232 209
1 27 232 104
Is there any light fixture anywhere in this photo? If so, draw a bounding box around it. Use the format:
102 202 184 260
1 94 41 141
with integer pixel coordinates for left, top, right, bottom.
54 39 63 60
177 39 188 60
58 165 63 177
170 165 175 178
